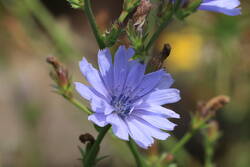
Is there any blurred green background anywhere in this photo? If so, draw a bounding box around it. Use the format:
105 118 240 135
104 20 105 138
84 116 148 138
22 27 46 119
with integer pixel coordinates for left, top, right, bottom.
0 0 249 166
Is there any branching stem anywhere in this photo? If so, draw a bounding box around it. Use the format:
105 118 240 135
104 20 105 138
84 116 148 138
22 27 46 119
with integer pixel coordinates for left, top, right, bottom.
63 94 92 115
84 125 111 167
83 0 106 49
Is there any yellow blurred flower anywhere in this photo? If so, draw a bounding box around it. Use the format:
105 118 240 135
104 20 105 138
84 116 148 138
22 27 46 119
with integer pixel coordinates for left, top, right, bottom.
157 29 203 72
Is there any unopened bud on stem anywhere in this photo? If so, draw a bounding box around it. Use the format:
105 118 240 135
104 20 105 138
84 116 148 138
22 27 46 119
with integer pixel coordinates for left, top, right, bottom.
46 56 72 95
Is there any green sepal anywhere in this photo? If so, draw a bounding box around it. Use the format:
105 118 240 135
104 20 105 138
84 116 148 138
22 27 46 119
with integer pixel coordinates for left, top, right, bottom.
175 0 202 20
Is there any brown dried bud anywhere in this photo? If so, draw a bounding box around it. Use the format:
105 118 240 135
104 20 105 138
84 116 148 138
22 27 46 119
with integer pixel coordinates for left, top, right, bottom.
199 95 230 118
46 56 60 69
161 43 171 61
46 56 69 88
132 0 152 31
147 43 171 71
79 133 95 145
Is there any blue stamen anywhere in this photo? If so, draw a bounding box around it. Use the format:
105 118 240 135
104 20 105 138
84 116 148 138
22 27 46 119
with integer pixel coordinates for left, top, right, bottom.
111 94 133 116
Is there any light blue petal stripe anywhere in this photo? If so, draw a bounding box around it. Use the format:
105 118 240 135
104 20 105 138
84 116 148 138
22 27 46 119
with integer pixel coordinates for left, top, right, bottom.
143 88 181 105
98 48 114 93
79 57 109 98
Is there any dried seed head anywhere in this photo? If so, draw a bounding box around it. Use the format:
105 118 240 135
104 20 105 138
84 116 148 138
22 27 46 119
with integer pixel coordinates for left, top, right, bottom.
132 0 152 31
199 95 230 118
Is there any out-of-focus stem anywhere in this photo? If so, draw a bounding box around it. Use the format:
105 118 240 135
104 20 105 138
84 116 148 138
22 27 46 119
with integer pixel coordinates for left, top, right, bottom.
170 129 196 155
63 95 92 115
83 0 106 49
84 125 111 167
23 0 79 59
127 140 147 167
159 119 208 165
158 129 196 165
118 10 129 23
204 140 214 167
170 120 207 155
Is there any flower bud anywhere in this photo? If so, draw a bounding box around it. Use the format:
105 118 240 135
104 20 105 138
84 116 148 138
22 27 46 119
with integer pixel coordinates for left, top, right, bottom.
46 56 71 91
79 133 96 154
132 0 152 31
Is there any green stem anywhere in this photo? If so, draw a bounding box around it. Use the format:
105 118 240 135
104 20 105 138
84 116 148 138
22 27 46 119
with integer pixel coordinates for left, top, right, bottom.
204 134 215 167
63 95 92 115
83 0 106 49
204 141 214 167
118 10 129 23
158 120 207 165
158 130 197 166
169 117 210 156
145 0 184 52
127 140 147 167
170 129 196 155
145 11 174 51
84 125 111 167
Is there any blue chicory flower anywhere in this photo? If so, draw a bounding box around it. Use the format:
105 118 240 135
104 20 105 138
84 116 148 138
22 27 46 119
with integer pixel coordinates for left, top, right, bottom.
198 0 241 16
171 0 241 16
75 46 181 149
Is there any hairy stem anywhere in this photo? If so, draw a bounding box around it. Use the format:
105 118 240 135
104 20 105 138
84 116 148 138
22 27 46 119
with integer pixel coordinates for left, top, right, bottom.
84 125 111 167
83 0 106 49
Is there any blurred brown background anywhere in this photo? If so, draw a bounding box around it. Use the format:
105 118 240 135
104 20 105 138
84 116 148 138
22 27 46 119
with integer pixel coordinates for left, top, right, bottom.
0 0 250 166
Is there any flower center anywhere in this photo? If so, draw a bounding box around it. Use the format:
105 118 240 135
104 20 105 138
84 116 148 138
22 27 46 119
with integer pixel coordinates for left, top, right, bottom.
110 94 134 116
